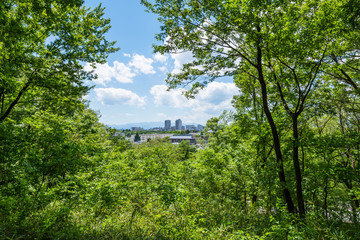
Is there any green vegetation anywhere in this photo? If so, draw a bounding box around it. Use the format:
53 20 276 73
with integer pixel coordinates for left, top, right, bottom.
134 132 141 142
1 0 360 239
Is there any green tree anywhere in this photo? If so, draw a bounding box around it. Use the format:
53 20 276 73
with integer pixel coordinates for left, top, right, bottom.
141 0 355 217
0 0 117 122
322 0 360 92
134 132 141 142
0 1 119 236
178 140 196 160
141 0 298 213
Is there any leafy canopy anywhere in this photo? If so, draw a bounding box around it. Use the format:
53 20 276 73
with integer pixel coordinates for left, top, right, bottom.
0 0 118 122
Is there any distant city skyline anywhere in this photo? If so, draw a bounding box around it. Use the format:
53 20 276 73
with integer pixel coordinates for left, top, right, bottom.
108 118 204 131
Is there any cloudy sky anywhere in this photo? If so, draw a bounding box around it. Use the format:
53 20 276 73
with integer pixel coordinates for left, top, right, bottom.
84 0 239 126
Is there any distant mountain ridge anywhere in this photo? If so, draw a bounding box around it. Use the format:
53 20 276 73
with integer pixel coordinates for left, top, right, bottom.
107 122 163 130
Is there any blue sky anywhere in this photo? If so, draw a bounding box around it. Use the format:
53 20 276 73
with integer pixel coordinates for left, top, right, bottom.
84 0 239 126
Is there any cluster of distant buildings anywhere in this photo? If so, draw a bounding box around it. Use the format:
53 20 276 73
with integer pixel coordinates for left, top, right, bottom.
129 133 203 145
165 119 205 131
113 119 207 146
113 132 205 145
130 119 204 132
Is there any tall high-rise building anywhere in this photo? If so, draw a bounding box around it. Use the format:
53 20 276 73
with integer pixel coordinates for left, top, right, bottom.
175 119 182 130
164 120 171 130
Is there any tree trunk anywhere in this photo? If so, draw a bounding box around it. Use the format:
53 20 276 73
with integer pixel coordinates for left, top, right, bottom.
292 115 305 217
256 41 295 214
323 177 328 218
345 181 359 224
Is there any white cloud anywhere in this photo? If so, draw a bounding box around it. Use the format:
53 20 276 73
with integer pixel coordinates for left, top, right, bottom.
150 85 197 108
150 82 238 115
170 51 194 74
192 98 234 115
85 53 160 86
158 66 168 73
154 52 169 63
181 112 213 124
129 54 155 74
157 113 167 118
84 61 135 86
82 94 90 100
94 88 146 107
197 81 239 103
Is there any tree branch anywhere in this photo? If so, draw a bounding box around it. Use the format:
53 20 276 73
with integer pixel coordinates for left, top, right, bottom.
268 60 293 116
331 54 358 90
299 38 329 114
0 72 35 122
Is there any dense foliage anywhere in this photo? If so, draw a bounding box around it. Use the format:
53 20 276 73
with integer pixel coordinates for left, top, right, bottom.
1 0 359 239
2 119 360 239
141 0 360 222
